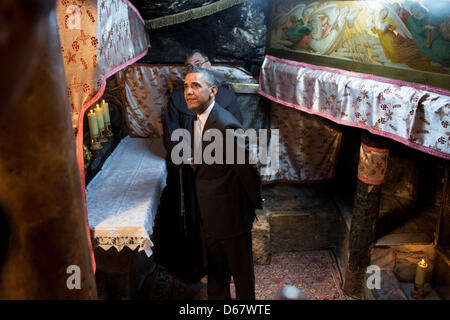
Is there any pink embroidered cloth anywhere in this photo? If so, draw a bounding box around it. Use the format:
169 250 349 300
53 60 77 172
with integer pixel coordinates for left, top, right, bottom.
56 0 149 130
56 0 149 182
265 101 342 183
259 55 450 160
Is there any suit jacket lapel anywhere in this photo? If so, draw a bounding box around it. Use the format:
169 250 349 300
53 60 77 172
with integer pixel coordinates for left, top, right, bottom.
191 115 199 173
202 104 219 140
194 103 220 172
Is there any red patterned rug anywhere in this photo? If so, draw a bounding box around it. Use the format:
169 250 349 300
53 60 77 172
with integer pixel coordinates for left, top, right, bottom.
142 250 351 300
254 250 350 300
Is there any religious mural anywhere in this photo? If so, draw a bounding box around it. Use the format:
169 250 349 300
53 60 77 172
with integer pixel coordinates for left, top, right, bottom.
268 0 450 75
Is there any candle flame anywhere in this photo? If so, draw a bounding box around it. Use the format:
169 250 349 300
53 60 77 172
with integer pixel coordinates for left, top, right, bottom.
418 258 428 268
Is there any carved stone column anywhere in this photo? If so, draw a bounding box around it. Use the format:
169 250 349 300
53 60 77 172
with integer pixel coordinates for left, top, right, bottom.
0 9 97 299
343 134 389 297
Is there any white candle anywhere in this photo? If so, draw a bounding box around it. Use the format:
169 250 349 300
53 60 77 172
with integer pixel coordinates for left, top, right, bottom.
95 103 105 131
415 258 428 288
87 109 98 137
101 99 110 125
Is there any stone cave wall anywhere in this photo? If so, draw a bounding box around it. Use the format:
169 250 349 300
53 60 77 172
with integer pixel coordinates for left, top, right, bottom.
130 0 270 76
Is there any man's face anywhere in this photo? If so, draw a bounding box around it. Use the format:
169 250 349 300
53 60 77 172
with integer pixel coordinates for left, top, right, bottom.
185 52 211 72
184 72 217 113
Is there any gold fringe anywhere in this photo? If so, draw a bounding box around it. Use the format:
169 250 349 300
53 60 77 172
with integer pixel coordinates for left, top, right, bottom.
228 83 259 94
146 0 248 29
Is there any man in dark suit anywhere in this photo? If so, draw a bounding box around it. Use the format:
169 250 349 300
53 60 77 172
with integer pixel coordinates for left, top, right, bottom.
184 68 262 300
163 49 242 153
155 50 243 283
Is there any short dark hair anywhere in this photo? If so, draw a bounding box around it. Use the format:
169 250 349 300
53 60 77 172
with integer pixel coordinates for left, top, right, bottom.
184 49 209 62
188 67 217 87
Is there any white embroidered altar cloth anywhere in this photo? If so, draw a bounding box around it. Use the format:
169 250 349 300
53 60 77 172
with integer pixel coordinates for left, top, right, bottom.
86 137 166 256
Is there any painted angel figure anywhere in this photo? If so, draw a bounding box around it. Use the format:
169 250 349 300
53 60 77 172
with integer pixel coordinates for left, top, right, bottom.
307 4 359 55
282 14 313 47
273 3 319 49
368 4 446 73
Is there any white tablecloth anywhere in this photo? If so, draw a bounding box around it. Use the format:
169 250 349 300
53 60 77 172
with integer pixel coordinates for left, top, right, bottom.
86 136 167 257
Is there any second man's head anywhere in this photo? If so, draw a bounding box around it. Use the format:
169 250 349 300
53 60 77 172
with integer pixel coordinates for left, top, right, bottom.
184 50 212 72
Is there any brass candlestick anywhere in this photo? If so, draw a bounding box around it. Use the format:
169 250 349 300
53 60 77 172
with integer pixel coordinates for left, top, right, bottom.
98 129 108 143
83 144 93 167
90 135 103 150
104 123 113 137
411 285 424 300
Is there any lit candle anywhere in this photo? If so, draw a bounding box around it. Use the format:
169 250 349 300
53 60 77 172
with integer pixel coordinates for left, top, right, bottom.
95 103 105 131
87 109 98 138
415 258 428 289
101 99 111 125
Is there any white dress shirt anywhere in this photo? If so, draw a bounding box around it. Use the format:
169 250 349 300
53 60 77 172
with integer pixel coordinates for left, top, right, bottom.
194 101 214 148
197 100 215 134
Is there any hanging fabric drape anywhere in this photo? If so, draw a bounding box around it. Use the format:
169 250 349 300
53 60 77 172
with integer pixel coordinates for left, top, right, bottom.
259 55 450 160
56 0 150 182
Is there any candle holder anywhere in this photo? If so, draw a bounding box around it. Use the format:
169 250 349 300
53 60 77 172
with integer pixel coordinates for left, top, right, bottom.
98 129 109 143
411 284 425 300
83 144 93 168
104 123 114 137
90 135 103 151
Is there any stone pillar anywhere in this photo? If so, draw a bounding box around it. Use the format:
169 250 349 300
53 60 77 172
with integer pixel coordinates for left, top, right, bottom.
0 9 97 299
343 134 389 297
